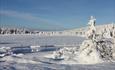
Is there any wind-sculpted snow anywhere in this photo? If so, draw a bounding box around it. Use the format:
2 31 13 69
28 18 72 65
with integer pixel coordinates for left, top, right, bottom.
0 35 115 70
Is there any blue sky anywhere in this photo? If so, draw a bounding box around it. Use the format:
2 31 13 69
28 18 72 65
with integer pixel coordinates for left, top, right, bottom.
0 0 115 30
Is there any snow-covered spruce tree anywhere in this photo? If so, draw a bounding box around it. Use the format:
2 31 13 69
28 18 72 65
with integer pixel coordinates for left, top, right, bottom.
52 16 115 64
78 16 114 63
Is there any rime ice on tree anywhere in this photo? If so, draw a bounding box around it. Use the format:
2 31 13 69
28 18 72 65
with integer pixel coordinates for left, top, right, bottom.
51 16 115 64
79 16 114 63
86 16 96 40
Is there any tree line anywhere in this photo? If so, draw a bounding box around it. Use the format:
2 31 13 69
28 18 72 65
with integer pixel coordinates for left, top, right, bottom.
0 28 39 34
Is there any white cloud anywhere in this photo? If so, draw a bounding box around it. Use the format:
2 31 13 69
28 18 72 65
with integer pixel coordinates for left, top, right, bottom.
0 10 65 30
0 10 49 23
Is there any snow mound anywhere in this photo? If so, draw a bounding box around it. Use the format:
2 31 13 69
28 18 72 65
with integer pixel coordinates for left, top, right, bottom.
51 38 115 64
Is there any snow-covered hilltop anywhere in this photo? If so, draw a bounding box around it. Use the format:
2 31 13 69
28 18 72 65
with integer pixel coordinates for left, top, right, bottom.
0 16 115 70
0 23 115 37
66 23 115 37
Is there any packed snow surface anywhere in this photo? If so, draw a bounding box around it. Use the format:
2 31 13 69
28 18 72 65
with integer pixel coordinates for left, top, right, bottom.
0 35 115 70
